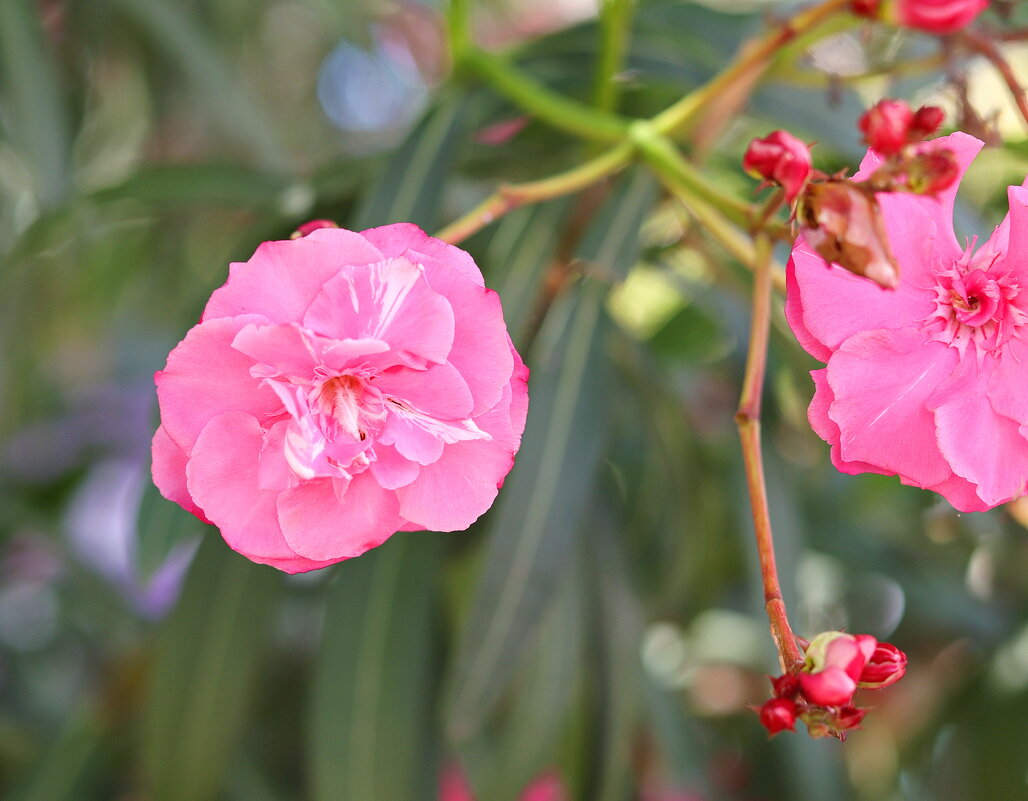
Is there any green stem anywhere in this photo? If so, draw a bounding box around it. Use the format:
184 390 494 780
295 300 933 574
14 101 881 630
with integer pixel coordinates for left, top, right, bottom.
630 122 752 228
463 50 631 143
593 0 636 113
434 142 634 244
734 235 803 673
446 0 472 65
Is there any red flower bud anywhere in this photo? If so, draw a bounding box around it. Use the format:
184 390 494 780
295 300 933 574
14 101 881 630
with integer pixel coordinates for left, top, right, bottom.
758 697 798 735
833 705 869 730
743 130 813 203
770 673 800 698
859 99 915 155
910 105 945 139
906 149 961 194
851 0 882 18
895 0 989 35
857 641 907 689
797 632 877 706
799 666 858 706
291 219 340 239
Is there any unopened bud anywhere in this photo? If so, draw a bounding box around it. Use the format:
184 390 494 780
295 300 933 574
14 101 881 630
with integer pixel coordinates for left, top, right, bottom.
851 0 882 17
798 631 877 707
906 149 960 194
770 673 800 698
758 697 798 735
800 182 902 288
859 99 915 155
857 641 907 689
910 105 945 139
743 131 813 203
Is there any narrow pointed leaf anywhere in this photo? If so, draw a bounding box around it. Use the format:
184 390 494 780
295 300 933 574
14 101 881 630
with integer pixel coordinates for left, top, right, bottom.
447 169 657 740
354 96 466 231
110 0 290 171
142 536 281 801
0 0 71 207
308 536 439 801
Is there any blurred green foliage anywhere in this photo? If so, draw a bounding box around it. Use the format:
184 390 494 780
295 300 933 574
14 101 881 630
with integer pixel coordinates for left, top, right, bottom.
1 1 1028 800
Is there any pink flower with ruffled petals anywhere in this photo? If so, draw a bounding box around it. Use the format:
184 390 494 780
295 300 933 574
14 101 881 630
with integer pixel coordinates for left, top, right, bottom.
787 132 1028 512
152 224 529 573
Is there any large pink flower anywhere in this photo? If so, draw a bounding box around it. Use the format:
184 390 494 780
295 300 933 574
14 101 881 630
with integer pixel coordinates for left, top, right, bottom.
787 132 1028 512
152 224 529 573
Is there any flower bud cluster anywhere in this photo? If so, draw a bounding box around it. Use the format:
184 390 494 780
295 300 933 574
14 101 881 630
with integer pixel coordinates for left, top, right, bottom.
859 100 945 155
743 99 958 289
755 632 907 740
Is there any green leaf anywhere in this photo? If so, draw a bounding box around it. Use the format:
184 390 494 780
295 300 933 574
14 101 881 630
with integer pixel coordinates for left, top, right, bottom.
90 165 291 210
486 198 570 347
581 512 645 801
110 0 290 172
353 95 467 231
446 169 657 741
308 536 439 801
472 567 583 801
0 0 71 207
6 709 106 801
142 536 281 801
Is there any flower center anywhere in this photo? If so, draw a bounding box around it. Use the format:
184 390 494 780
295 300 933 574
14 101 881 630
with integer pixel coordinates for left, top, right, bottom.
922 248 1026 358
310 374 385 444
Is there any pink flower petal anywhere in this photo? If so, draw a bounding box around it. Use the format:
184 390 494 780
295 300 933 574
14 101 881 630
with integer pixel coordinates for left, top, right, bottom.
397 437 515 531
932 359 1028 508
417 253 515 415
807 369 889 476
203 229 384 323
799 666 857 706
375 362 474 420
787 240 935 361
361 222 486 287
185 411 335 573
151 424 210 523
369 444 420 490
303 258 455 367
856 132 983 256
988 336 1028 432
232 322 390 379
156 315 282 452
276 474 402 561
1001 185 1028 284
827 328 959 487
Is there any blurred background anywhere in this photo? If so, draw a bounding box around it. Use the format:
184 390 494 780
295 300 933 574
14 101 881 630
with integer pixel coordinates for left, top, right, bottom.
1 0 1028 799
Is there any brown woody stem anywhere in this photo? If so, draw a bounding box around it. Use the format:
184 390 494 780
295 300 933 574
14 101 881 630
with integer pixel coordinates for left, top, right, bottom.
735 234 804 672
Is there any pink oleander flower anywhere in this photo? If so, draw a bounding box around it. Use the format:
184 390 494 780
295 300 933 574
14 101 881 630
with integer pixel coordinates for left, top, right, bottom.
152 224 529 573
743 130 813 203
788 132 1028 511
894 0 988 34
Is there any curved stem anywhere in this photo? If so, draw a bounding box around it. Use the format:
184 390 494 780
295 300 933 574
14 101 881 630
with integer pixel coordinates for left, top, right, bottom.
735 235 803 672
462 50 631 143
594 0 636 113
435 142 634 244
960 29 1028 131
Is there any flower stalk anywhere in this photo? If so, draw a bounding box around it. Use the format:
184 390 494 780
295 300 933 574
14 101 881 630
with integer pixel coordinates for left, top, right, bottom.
735 234 804 672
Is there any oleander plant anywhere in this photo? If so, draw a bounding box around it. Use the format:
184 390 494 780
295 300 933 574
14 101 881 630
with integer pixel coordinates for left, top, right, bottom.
2 0 1028 799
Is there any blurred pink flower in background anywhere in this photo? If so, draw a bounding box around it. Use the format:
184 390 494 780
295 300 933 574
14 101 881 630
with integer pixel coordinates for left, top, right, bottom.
787 133 1028 511
895 0 989 34
440 766 566 801
152 224 528 572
